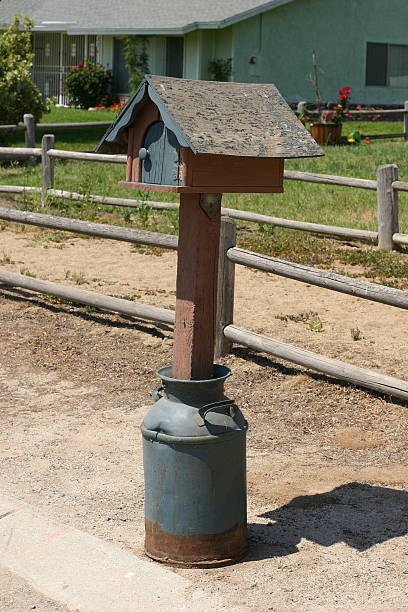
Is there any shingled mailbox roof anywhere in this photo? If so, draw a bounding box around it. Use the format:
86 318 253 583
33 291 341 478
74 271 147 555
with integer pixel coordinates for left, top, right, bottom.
96 75 323 159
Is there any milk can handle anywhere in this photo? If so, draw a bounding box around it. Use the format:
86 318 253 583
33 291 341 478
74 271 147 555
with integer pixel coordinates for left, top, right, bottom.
152 383 164 401
198 399 236 424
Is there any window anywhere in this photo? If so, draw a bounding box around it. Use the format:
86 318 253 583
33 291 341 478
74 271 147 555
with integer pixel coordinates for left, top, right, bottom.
366 42 408 87
389 45 408 88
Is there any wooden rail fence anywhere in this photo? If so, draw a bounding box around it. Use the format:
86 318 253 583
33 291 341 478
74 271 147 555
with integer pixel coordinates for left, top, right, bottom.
0 208 408 402
1 133 408 251
296 100 408 141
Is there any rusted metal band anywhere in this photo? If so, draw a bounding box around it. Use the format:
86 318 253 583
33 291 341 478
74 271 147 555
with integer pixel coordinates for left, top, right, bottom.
141 425 247 445
145 519 247 567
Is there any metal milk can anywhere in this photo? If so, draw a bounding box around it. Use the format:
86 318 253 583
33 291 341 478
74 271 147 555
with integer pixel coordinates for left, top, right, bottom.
141 364 248 567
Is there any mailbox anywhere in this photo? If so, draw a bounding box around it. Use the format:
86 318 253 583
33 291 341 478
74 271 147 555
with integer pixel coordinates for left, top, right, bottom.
97 76 323 568
96 75 322 194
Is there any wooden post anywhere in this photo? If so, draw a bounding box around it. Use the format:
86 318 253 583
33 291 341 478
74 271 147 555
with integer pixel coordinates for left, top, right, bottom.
215 217 236 359
23 114 36 167
404 101 408 141
377 164 399 251
172 193 222 380
41 134 55 206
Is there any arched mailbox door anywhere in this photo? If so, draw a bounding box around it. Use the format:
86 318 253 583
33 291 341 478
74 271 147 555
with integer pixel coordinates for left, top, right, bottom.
140 121 180 185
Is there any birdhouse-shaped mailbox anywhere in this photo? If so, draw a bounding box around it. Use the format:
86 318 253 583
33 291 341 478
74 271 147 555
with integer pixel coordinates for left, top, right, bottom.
96 75 322 194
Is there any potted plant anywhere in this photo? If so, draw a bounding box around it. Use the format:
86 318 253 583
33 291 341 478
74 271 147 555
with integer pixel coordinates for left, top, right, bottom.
310 86 351 145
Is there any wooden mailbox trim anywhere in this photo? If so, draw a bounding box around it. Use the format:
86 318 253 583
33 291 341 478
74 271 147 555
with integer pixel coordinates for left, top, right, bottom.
126 98 160 183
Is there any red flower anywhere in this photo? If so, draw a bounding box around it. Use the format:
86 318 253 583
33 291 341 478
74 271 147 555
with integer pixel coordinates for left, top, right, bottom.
357 105 362 110
66 66 70 70
78 62 83 68
104 94 109 98
74 67 78 71
365 136 370 143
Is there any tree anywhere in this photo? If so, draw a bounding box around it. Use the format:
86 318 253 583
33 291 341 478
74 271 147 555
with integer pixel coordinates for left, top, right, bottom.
0 14 45 133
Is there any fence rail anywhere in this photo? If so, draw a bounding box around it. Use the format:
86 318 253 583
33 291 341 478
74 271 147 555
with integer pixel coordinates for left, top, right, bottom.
1 135 408 251
1 207 408 402
0 115 111 133
0 270 175 325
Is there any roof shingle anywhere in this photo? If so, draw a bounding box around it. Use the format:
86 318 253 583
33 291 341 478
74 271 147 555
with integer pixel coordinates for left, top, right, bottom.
0 0 294 33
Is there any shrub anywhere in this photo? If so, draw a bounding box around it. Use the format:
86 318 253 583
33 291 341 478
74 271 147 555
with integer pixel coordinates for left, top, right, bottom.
63 61 117 109
0 14 46 140
122 36 149 92
208 58 232 82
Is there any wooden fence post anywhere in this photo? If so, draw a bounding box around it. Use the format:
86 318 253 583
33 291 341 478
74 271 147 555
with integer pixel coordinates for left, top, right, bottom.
215 216 236 359
23 114 36 167
404 101 408 141
377 164 399 251
41 134 55 205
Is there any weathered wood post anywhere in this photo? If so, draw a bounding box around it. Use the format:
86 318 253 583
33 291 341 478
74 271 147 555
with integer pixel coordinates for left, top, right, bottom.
97 74 323 567
41 134 55 206
404 101 408 142
377 164 399 251
215 216 236 359
23 114 36 167
172 193 222 380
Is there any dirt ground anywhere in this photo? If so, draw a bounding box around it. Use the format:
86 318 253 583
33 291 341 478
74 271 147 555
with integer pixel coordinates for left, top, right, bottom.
1 225 408 611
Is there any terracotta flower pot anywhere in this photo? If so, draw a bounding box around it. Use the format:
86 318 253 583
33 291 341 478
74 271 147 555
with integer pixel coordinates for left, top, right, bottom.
310 122 342 145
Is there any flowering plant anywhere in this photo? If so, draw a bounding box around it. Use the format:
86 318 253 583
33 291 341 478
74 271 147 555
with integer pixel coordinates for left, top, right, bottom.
321 86 351 124
109 102 125 114
63 60 117 108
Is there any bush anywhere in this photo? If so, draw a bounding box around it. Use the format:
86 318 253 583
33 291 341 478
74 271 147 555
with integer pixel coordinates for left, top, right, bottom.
63 61 117 109
208 58 232 82
0 14 46 139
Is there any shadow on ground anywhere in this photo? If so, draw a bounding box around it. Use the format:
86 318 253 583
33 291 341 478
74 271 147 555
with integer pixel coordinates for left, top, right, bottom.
232 346 408 407
246 482 408 560
0 284 173 337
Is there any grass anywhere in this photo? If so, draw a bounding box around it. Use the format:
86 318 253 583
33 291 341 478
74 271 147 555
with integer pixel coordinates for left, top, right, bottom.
2 108 408 287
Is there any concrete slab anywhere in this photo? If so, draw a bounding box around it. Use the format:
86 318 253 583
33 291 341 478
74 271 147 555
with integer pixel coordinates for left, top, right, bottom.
0 495 242 612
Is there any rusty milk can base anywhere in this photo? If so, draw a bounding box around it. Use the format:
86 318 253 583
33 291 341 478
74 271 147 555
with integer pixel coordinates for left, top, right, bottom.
145 520 247 567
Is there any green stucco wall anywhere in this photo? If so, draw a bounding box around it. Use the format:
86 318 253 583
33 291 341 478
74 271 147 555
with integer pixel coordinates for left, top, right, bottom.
232 0 408 104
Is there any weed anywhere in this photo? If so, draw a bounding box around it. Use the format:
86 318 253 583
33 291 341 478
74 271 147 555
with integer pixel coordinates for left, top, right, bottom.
275 311 318 323
91 277 117 286
40 293 73 305
308 316 324 332
123 209 132 225
0 251 14 264
257 223 274 235
65 270 88 285
109 294 142 301
350 327 362 341
19 267 36 277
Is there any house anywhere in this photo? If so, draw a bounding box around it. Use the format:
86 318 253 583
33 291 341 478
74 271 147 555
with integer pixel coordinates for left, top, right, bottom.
1 0 408 105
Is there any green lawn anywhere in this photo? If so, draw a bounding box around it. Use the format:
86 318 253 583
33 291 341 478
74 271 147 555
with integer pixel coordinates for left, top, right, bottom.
2 109 408 288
